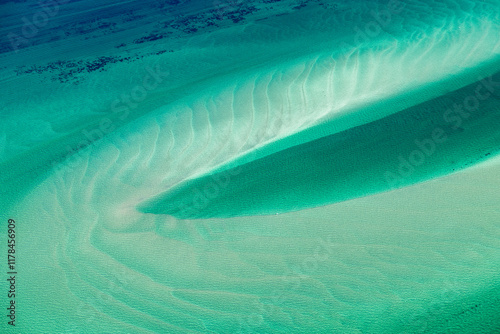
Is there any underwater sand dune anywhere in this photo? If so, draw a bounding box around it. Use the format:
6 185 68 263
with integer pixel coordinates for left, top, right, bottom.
2 0 500 333
138 70 500 218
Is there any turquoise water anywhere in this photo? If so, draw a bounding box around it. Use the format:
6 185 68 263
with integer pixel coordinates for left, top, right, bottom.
1 0 500 333
139 70 500 218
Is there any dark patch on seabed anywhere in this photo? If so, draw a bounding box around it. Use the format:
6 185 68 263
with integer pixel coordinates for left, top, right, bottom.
3 0 328 83
138 70 500 218
396 281 500 333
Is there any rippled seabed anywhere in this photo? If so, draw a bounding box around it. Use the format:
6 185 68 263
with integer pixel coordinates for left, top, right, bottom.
1 0 500 332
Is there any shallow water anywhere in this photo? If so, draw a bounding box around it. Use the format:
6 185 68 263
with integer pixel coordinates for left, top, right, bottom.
1 0 500 333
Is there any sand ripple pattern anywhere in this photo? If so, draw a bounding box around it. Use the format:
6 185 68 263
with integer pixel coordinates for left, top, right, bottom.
5 0 500 332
